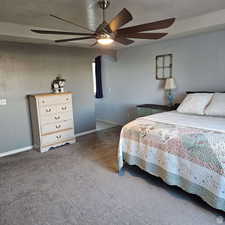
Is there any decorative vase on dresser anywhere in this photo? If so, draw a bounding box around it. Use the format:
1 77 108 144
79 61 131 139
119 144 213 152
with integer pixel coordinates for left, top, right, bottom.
29 92 75 153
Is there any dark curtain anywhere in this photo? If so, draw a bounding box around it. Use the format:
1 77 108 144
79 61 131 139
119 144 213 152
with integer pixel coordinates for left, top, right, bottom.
95 56 103 98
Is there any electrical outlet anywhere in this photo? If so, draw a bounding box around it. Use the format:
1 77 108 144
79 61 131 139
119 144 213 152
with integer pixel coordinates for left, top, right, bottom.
0 99 7 106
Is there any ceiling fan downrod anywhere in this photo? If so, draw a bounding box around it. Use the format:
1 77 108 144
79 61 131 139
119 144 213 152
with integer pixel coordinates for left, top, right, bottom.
97 0 111 10
98 0 110 22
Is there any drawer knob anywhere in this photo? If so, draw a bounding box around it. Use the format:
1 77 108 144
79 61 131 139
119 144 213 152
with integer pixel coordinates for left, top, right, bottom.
56 135 62 139
54 116 60 120
62 106 67 110
46 108 51 112
56 124 61 129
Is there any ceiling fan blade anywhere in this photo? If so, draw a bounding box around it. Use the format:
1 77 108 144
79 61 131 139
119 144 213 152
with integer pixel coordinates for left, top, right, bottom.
50 14 94 32
120 32 168 40
31 29 94 36
90 41 97 47
108 8 133 32
114 36 134 45
117 18 175 35
55 36 95 43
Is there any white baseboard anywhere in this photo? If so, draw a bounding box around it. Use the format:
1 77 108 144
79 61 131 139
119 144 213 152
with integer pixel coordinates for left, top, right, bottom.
0 145 33 158
96 119 121 126
75 129 97 137
0 128 105 158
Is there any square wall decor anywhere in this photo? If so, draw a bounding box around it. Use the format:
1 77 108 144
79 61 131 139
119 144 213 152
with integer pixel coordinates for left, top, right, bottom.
155 54 173 80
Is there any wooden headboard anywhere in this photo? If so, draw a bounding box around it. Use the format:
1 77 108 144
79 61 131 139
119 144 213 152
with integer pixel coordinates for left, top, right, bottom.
186 91 223 94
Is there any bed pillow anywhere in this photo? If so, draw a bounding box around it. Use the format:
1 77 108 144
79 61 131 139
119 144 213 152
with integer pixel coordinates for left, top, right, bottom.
205 93 225 116
177 93 213 115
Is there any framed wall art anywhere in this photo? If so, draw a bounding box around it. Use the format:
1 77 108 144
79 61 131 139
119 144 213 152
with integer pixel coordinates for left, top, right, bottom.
155 54 173 80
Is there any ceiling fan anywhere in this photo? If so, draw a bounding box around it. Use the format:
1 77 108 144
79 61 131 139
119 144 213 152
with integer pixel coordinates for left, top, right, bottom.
31 0 175 46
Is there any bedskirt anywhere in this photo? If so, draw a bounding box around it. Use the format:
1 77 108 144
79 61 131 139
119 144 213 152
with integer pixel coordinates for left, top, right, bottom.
118 118 225 212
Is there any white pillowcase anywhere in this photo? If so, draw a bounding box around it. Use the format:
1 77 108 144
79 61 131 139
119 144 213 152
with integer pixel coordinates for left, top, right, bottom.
177 93 213 115
205 93 225 116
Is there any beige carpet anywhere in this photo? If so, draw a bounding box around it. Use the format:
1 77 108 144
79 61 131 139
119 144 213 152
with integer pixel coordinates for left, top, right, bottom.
0 127 224 225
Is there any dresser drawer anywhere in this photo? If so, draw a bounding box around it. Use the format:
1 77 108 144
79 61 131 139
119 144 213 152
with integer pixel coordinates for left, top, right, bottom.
151 109 164 114
41 120 74 135
137 107 164 117
41 129 74 146
38 94 72 106
40 111 73 125
136 104 179 118
57 104 72 114
39 105 57 116
137 107 152 117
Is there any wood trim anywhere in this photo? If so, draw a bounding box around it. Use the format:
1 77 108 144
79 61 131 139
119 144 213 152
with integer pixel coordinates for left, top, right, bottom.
28 92 73 97
41 128 73 136
41 138 75 148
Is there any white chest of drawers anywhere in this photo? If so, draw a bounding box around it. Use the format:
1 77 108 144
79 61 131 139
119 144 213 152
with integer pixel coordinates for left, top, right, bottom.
29 92 75 152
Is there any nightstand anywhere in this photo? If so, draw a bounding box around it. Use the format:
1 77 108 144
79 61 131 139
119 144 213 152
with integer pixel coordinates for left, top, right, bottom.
136 104 179 118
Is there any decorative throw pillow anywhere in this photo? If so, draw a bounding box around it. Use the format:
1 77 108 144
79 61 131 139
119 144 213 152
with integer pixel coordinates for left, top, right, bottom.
205 93 225 116
177 93 213 115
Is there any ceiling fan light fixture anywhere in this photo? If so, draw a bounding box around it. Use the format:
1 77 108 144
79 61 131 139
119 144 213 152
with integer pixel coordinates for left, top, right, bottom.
97 34 114 45
97 38 114 45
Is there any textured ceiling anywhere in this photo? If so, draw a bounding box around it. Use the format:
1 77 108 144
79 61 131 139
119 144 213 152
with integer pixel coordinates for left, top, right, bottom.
0 0 225 48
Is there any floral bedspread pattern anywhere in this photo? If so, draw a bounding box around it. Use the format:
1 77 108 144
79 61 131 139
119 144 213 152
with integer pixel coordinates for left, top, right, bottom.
118 118 225 211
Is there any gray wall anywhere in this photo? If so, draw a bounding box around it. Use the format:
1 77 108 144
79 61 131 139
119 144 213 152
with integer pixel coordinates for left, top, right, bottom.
0 42 96 153
96 29 225 125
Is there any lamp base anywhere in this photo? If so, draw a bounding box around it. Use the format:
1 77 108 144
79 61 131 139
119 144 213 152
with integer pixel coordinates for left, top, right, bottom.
166 90 175 107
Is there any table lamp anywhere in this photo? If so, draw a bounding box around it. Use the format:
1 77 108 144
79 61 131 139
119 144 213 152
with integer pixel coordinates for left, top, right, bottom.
164 78 176 106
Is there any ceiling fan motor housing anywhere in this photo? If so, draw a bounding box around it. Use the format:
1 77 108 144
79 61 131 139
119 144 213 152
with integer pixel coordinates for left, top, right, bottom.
98 0 111 10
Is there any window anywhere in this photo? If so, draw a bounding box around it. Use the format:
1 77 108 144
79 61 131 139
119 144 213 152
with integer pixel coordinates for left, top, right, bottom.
92 61 96 95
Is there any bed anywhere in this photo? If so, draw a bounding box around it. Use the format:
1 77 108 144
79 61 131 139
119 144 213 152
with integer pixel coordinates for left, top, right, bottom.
118 110 225 212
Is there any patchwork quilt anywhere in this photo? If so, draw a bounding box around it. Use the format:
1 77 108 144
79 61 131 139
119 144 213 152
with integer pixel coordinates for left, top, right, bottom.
118 115 225 212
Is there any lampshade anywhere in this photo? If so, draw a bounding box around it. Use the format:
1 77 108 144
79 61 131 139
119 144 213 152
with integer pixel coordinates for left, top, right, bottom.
164 78 176 90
